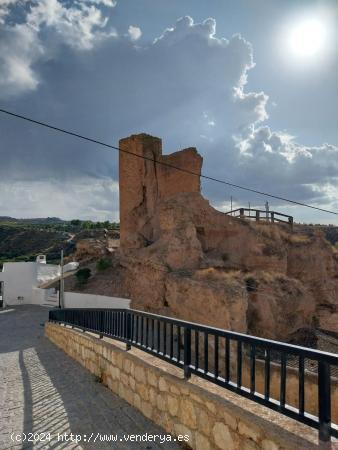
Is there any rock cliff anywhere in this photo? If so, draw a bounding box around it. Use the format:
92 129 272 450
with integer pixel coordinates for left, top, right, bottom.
108 134 338 342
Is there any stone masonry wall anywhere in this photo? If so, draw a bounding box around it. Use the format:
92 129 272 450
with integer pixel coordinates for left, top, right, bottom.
45 323 332 450
119 134 202 250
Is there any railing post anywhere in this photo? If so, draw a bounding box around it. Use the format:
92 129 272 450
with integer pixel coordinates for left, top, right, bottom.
99 310 103 339
184 328 191 379
256 210 260 222
125 312 132 351
289 217 293 229
271 212 274 223
318 361 331 442
240 208 245 219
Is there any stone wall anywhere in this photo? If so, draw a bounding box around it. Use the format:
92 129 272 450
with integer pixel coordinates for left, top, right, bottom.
45 323 333 450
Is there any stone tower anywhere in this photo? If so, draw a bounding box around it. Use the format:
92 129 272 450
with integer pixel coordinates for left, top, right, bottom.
119 133 202 250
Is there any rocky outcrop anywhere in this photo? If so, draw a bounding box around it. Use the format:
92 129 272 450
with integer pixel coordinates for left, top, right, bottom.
246 272 316 340
109 134 338 342
73 239 107 261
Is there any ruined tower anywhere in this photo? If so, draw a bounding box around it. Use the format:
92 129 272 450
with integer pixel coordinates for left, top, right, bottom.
119 133 202 250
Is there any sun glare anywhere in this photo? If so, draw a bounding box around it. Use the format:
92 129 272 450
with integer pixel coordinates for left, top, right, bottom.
288 18 327 58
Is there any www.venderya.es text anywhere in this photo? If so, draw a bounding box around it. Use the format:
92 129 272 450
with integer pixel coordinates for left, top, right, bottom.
11 431 190 445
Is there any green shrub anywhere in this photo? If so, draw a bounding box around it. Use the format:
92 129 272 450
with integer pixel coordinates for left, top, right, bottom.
76 268 91 286
96 258 112 271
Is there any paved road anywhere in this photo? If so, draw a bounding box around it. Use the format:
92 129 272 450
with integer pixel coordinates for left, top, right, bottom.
0 306 181 450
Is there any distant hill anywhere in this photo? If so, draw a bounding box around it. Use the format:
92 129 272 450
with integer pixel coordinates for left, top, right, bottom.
0 217 71 263
0 217 119 264
296 224 338 246
0 216 66 224
0 216 15 222
322 226 338 245
0 226 73 263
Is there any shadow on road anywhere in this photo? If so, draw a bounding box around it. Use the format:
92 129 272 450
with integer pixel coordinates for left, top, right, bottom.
0 306 180 450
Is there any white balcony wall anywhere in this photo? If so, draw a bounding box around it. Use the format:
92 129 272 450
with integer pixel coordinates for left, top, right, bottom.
64 292 130 309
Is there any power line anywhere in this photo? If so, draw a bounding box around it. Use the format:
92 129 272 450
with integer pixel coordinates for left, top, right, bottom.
0 107 337 216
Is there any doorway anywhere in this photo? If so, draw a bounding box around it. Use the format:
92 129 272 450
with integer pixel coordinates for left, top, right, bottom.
0 282 4 308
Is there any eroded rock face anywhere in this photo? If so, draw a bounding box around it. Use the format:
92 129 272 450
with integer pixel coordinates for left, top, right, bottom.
165 270 247 331
74 239 107 260
113 133 338 341
246 272 316 341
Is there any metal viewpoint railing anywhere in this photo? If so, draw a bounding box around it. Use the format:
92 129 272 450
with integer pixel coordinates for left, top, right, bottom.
225 208 294 227
49 308 338 442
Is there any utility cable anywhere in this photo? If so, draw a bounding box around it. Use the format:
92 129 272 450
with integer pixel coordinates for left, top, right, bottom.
0 107 337 216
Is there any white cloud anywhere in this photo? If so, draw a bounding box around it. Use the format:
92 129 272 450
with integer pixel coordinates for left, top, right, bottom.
224 125 338 206
128 25 141 41
0 0 117 98
0 178 119 221
0 14 337 221
0 23 43 97
0 0 21 24
26 0 116 50
233 86 269 126
82 0 116 7
154 16 217 46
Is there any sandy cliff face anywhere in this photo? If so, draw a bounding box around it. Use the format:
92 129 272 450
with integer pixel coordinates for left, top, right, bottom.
118 191 338 341
73 239 107 261
286 232 338 332
106 133 338 342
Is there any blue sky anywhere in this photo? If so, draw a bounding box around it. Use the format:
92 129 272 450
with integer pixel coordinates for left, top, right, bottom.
0 0 337 223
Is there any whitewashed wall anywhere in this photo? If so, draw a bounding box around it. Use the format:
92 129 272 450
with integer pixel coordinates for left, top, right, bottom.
37 264 60 284
0 262 37 305
1 266 131 309
31 287 59 306
31 287 48 305
0 261 60 306
31 288 130 309
64 292 130 309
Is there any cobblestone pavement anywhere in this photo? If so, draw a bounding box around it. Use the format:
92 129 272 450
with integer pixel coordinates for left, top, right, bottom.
0 306 181 450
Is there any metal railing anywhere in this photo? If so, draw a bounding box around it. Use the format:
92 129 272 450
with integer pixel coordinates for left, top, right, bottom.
49 308 338 442
225 208 293 227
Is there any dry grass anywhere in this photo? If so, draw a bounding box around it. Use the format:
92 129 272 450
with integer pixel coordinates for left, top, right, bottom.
287 233 312 245
332 244 338 254
194 267 242 281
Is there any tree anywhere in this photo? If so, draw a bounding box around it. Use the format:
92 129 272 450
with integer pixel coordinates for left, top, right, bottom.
96 258 112 271
75 268 91 286
81 221 92 230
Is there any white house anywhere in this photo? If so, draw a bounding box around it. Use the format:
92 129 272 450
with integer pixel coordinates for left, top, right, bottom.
0 255 130 310
0 255 60 307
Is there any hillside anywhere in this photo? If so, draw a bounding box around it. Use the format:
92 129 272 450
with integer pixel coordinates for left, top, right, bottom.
0 225 73 263
0 217 119 264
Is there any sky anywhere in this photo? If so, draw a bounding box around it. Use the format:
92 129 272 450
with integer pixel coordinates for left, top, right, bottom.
0 0 337 223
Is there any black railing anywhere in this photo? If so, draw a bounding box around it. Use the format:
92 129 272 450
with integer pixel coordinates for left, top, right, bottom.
225 208 293 227
49 308 338 442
